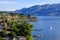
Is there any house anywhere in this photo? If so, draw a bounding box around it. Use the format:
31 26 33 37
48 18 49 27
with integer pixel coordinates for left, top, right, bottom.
0 25 2 31
17 36 26 40
2 37 10 40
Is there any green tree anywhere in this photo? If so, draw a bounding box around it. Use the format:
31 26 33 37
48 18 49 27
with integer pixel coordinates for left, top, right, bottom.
17 22 33 40
8 32 16 40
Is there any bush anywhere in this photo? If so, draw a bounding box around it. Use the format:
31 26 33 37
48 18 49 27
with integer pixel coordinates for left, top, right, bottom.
26 35 33 40
0 36 2 40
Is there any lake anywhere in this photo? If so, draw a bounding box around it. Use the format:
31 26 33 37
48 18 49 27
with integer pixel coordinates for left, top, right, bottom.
31 16 60 40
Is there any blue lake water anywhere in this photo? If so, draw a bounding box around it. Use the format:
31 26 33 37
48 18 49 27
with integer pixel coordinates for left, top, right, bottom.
31 16 60 40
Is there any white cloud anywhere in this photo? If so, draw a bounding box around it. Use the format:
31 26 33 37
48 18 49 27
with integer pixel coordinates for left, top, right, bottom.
0 8 17 11
0 1 18 4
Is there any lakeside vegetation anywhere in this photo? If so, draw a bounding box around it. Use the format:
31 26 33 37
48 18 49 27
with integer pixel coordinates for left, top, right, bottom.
0 12 37 40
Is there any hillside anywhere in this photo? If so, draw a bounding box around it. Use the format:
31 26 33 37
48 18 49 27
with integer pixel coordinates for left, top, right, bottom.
15 3 60 16
0 12 37 22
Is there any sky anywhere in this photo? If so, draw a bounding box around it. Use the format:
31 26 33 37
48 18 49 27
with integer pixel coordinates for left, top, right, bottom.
0 0 60 11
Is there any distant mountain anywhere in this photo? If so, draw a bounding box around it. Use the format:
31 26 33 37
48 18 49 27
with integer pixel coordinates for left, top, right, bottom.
15 3 60 16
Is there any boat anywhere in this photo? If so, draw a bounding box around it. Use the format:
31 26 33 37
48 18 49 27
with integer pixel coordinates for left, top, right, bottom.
33 34 43 38
50 26 53 31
